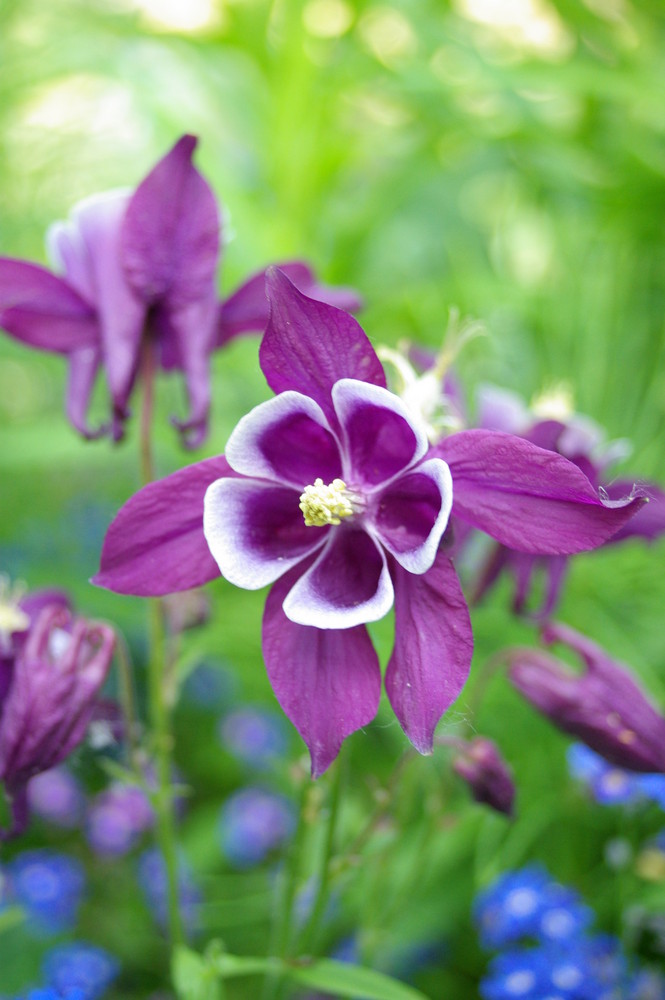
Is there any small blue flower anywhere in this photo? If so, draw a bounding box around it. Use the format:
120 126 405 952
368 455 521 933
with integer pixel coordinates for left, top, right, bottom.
628 966 665 999
42 942 118 1000
473 865 552 949
182 660 236 710
218 787 295 868
219 706 289 768
535 885 593 943
568 742 665 809
634 774 665 810
8 851 85 935
136 848 201 937
480 949 549 999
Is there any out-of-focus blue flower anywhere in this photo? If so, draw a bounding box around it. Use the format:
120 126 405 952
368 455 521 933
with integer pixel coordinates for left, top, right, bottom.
27 990 86 1000
568 743 665 808
628 967 665 999
474 865 552 949
85 783 153 857
7 850 85 935
474 865 592 951
42 942 119 1000
218 787 295 868
219 706 289 769
26 767 85 829
181 660 236 711
136 848 201 937
480 948 550 999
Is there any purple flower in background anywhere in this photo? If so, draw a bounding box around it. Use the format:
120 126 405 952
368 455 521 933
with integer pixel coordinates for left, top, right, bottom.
7 850 85 935
42 942 119 1000
218 786 295 867
85 783 153 857
451 737 515 816
137 848 201 937
0 592 115 838
27 766 86 829
95 270 644 776
471 383 665 618
508 622 665 773
220 705 289 769
0 136 360 447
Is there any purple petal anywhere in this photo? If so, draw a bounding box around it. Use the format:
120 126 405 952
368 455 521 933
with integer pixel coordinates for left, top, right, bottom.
0 259 98 353
224 391 342 487
94 457 232 596
65 347 107 440
433 430 647 554
259 268 385 431
332 379 429 488
217 261 361 347
121 135 221 307
263 566 381 777
371 458 453 573
70 192 146 416
282 528 393 628
604 480 665 544
385 554 473 754
204 478 324 589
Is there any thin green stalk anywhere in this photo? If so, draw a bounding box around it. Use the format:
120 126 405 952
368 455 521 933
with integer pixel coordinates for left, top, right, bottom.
139 339 185 950
114 633 142 775
262 778 310 1000
297 755 345 956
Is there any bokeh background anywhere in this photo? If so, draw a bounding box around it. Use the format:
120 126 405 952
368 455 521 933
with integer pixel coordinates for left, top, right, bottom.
1 0 665 996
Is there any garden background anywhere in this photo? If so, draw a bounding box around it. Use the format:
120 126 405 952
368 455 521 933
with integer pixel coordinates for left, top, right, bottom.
1 0 665 996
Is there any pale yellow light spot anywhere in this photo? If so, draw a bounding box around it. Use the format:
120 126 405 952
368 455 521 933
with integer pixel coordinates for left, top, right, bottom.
531 382 575 421
303 0 354 38
299 478 354 527
0 575 29 640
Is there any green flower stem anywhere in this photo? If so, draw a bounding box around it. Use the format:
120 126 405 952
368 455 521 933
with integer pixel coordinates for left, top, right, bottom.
139 339 185 951
297 754 345 957
114 633 142 775
262 776 311 1000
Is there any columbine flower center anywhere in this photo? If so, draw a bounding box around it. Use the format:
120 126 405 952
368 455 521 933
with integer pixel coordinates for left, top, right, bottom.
299 478 354 527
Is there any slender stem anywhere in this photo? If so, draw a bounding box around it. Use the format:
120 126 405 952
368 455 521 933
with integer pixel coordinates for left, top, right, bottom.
262 777 310 1000
114 633 142 775
139 339 185 949
297 754 345 956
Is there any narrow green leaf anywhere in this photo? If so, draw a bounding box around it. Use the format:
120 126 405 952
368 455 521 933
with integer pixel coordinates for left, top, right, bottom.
287 958 430 1000
172 945 223 1000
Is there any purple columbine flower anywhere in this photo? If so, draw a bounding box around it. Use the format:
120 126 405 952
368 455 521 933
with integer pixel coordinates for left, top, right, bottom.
470 383 665 619
94 270 644 776
0 596 115 838
508 622 665 773
451 737 515 816
0 136 360 448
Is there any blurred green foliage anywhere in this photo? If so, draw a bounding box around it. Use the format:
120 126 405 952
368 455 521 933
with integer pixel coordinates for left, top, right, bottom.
1 0 665 997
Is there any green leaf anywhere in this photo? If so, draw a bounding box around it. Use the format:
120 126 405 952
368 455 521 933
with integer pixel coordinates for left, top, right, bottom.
287 958 430 1000
0 906 24 935
172 945 224 1000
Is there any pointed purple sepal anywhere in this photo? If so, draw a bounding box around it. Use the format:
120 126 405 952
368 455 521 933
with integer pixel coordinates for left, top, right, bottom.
262 564 381 777
0 259 98 353
433 429 646 554
94 456 234 596
385 554 473 754
259 268 385 431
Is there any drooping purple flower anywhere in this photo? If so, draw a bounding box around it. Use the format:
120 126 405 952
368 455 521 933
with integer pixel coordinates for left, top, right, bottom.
508 622 665 773
451 737 515 816
0 597 115 838
94 270 644 776
471 383 665 618
0 137 361 448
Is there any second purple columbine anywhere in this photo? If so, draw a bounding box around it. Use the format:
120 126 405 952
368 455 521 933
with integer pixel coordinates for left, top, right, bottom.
95 269 645 776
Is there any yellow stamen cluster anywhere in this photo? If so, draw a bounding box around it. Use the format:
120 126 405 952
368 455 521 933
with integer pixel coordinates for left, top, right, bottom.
531 381 574 422
299 478 354 527
0 574 29 639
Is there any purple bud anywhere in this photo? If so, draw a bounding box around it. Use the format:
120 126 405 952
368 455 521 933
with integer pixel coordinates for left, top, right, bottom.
0 603 115 838
452 737 515 816
508 623 665 773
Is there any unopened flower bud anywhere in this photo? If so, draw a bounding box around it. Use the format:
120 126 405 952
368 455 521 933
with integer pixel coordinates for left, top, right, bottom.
508 623 665 773
452 736 515 816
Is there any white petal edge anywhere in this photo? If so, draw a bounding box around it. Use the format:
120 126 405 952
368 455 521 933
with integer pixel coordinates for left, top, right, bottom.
203 477 324 590
224 390 334 485
282 531 394 629
331 377 431 481
372 458 454 574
